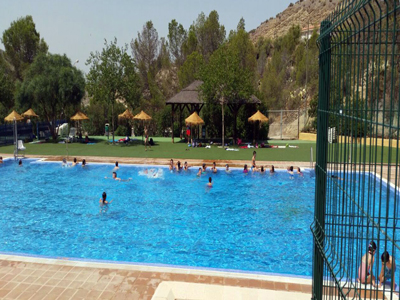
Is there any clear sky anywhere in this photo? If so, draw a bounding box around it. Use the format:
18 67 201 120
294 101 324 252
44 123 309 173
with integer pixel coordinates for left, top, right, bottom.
0 0 293 73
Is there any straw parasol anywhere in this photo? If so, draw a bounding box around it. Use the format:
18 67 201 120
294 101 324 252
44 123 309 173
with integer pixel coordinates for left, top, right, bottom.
118 109 134 120
71 111 89 137
185 111 204 125
248 110 269 144
133 111 152 142
22 108 39 118
185 112 204 143
71 111 89 121
4 110 24 122
133 110 152 121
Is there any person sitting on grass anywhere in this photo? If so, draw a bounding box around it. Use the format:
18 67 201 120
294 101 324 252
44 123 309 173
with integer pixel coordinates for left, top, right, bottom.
379 251 396 289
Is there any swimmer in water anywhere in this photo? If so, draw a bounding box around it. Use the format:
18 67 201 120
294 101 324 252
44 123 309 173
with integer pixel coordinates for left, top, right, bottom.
270 165 275 174
176 161 182 171
105 172 129 181
0 156 3 164
169 159 174 171
114 161 119 171
18 159 22 166
197 167 202 176
207 177 213 187
211 162 217 173
297 167 303 176
202 163 207 173
82 159 86 167
260 166 265 174
287 166 294 175
183 161 189 171
243 164 248 174
99 192 113 205
72 158 77 167
62 158 68 167
225 164 230 173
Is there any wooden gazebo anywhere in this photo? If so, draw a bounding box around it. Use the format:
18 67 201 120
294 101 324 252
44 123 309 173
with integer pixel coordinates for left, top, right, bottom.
166 80 205 143
166 80 262 143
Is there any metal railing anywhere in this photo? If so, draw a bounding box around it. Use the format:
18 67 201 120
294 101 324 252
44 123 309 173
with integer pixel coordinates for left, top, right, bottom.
312 1 400 299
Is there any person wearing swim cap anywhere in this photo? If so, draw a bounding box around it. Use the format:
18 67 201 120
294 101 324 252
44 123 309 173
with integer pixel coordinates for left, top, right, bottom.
358 241 377 287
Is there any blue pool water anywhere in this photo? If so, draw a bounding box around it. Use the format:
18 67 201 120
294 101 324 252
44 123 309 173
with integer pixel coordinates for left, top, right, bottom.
0 159 315 276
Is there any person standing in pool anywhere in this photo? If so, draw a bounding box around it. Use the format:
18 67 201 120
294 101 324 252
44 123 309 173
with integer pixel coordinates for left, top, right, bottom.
211 162 217 173
379 251 396 288
270 165 275 174
207 177 213 187
260 166 265 174
82 159 87 167
169 159 174 171
183 161 190 171
114 161 119 171
225 164 231 173
243 164 248 174
0 156 3 164
252 151 257 168
297 167 303 176
71 158 77 167
358 241 377 287
202 163 207 173
18 159 22 166
197 168 202 176
99 192 113 205
176 161 182 171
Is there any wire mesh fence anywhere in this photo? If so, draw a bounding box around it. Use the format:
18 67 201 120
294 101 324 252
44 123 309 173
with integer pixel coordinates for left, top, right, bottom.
267 109 302 139
312 1 400 299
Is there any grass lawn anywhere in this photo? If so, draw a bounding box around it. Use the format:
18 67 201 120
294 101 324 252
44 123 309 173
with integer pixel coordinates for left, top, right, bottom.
0 136 317 162
1 136 397 163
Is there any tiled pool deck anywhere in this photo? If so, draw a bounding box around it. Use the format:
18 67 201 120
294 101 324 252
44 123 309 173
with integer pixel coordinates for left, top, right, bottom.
0 154 397 299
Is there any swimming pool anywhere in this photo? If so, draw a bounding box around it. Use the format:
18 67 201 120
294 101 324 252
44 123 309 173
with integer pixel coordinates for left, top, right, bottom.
0 159 315 276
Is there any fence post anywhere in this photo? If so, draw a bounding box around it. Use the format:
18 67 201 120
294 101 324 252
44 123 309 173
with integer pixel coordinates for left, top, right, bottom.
280 110 283 140
312 20 331 300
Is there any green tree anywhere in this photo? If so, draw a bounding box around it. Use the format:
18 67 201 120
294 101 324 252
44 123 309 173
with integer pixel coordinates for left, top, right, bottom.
182 25 198 57
86 38 141 144
1 16 48 81
167 19 187 67
178 51 204 88
16 53 85 139
201 24 256 143
195 11 226 61
131 21 160 89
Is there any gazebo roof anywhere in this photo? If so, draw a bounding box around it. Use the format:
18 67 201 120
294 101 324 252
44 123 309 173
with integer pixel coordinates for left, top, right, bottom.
166 80 204 105
166 80 261 105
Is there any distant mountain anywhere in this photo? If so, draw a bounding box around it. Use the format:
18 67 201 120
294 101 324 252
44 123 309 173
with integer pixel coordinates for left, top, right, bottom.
249 0 342 42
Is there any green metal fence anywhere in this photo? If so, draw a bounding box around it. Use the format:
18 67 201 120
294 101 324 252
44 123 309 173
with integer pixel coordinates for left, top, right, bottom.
312 0 400 299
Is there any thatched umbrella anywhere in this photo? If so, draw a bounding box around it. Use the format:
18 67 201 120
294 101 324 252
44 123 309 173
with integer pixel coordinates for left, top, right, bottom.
185 111 204 143
22 109 39 139
4 111 24 157
4 110 24 122
22 109 39 118
133 111 152 142
71 111 89 137
118 109 135 137
248 110 269 144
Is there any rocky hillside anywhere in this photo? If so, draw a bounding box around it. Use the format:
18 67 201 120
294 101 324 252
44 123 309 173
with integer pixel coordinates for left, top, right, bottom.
249 0 342 42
